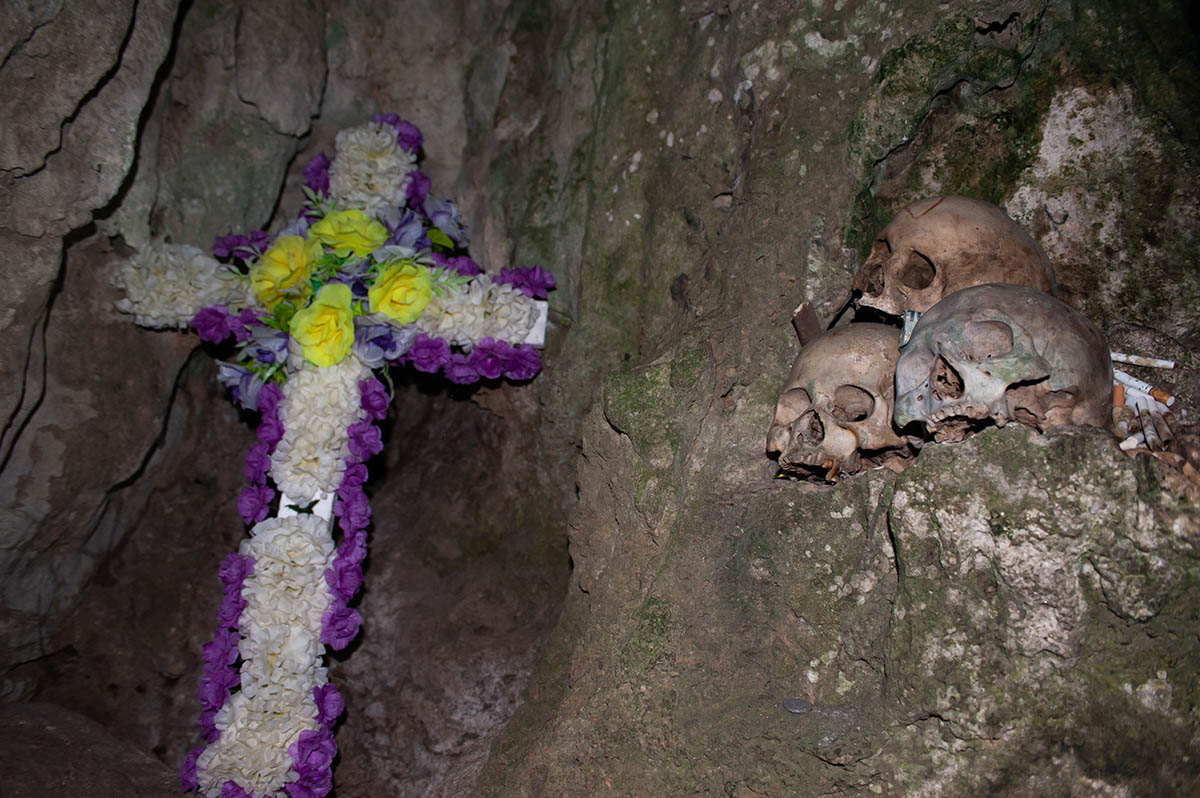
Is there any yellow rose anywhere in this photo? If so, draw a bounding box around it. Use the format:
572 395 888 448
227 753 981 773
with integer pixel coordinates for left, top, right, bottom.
251 235 321 310
289 283 355 367
308 209 388 258
369 261 432 324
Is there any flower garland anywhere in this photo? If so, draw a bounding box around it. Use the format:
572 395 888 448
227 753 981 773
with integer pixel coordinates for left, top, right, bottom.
113 113 554 797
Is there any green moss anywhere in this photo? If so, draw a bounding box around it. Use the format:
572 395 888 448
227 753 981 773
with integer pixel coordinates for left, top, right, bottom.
620 595 671 675
601 360 678 457
667 331 709 391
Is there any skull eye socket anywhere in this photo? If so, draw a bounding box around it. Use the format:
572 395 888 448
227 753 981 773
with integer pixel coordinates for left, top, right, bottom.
900 251 936 290
831 385 876 423
961 320 1014 360
859 240 891 297
773 388 812 426
933 356 964 400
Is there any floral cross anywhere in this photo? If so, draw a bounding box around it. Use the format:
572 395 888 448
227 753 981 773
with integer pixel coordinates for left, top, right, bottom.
112 114 554 798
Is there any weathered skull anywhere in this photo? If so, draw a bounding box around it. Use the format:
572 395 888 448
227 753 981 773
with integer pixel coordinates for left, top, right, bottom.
894 283 1113 442
767 323 913 481
853 195 1056 317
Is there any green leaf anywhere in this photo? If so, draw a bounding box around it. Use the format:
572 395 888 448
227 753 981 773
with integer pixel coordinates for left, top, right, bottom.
287 499 320 514
427 227 454 249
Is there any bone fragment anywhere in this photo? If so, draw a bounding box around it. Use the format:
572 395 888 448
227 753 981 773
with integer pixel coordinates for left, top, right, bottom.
791 301 823 347
1119 433 1145 451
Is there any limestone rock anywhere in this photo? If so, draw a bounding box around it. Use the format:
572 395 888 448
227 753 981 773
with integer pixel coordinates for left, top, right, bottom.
0 702 178 797
0 0 182 676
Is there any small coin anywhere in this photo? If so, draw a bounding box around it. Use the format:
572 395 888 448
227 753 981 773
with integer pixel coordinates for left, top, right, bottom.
782 697 813 714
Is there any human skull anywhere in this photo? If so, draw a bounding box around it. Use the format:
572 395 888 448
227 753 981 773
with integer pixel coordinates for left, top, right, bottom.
767 323 913 481
893 283 1113 442
853 195 1056 317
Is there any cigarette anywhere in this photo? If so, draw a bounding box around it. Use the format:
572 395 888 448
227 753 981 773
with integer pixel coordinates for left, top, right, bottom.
1123 386 1171 416
1114 369 1176 407
1113 382 1125 408
1110 352 1176 369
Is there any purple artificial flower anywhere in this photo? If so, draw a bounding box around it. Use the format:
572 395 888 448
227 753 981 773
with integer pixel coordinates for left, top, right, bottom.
292 728 338 772
304 152 331 195
197 666 239 711
322 604 362 650
180 746 204 791
217 362 265 411
218 552 254 588
394 120 423 154
332 257 372 299
347 421 383 461
444 352 480 385
193 305 233 343
340 462 368 489
359 378 390 420
214 232 267 261
221 782 254 798
257 382 284 417
353 315 415 369
337 528 368 565
212 234 249 259
286 728 337 798
425 198 468 245
244 442 272 484
199 706 220 742
522 264 556 298
387 210 431 250
334 487 371 533
202 627 241 669
406 334 451 373
246 230 269 254
284 783 323 798
496 264 556 298
406 169 431 206
373 114 423 153
257 413 284 448
237 483 275 525
229 307 266 343
501 345 542 381
466 337 507 380
325 557 363 602
314 683 345 729
216 586 248 629
431 252 482 277
242 326 290 365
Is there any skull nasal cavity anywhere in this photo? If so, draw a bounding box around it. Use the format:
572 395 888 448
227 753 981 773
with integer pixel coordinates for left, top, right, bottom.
799 410 825 444
933 356 964 400
832 385 876 423
900 252 936 290
863 264 885 296
961 320 1014 360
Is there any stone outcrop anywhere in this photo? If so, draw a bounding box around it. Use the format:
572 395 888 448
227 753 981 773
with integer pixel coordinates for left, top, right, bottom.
1 0 1198 796
0 702 178 796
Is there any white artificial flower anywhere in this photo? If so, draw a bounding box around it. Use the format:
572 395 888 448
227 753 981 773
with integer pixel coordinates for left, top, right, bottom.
197 515 335 797
483 280 539 343
328 121 416 223
415 276 539 349
111 241 245 329
415 278 487 347
270 356 371 498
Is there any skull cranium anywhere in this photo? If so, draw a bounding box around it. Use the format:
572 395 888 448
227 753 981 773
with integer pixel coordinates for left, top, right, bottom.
893 283 1113 442
767 323 914 481
853 195 1056 317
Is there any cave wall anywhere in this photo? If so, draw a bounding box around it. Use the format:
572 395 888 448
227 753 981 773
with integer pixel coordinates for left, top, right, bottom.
1 0 1198 795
